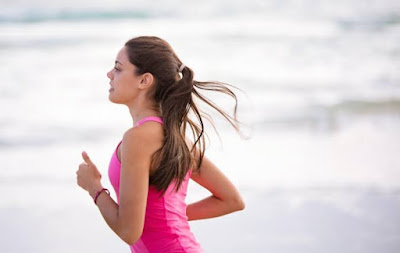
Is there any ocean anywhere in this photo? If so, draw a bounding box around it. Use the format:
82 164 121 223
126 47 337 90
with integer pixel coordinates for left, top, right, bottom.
1 0 400 252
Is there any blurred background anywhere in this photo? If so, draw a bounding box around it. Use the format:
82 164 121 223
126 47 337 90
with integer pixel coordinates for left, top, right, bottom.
1 0 400 252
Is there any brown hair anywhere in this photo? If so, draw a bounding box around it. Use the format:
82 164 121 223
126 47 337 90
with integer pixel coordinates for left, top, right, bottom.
124 36 247 197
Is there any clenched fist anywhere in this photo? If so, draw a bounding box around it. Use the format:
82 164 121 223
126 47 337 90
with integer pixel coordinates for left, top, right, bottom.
76 151 103 198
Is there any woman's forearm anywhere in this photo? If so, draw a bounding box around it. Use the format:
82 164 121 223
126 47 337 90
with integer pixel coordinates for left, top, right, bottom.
186 195 245 221
89 188 131 244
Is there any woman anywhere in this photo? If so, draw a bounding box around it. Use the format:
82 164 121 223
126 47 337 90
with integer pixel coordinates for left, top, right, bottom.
76 36 246 252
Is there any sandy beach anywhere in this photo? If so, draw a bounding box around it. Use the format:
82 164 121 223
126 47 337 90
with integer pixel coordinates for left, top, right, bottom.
2 185 400 252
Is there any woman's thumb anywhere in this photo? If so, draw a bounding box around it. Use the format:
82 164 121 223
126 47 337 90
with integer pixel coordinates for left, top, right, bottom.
82 151 93 165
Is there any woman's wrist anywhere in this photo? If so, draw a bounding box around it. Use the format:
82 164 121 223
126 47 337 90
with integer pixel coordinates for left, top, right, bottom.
88 183 104 199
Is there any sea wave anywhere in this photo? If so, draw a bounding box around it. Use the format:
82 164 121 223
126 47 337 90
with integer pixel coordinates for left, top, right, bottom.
0 8 154 23
253 98 400 131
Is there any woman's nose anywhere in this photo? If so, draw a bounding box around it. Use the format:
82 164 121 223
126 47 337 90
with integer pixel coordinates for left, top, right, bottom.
107 69 113 79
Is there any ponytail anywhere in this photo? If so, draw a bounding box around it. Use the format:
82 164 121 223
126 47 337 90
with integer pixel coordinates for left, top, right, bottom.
125 36 247 197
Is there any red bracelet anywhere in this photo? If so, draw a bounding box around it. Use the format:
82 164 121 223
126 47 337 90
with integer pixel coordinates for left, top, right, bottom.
93 188 110 204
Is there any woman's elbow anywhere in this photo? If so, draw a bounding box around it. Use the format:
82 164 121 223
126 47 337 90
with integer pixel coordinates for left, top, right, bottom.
124 237 137 246
238 198 246 211
121 230 142 245
232 196 245 211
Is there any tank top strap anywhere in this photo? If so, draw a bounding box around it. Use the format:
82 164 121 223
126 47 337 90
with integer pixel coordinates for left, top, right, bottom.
135 116 163 127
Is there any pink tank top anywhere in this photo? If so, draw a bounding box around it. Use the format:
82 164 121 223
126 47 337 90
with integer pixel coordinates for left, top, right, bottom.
108 116 204 253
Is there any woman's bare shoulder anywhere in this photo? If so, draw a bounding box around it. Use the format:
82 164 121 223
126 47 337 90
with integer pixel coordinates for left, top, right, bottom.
122 122 164 150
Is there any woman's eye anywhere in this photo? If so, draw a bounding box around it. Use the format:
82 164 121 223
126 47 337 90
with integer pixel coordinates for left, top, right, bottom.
114 67 120 71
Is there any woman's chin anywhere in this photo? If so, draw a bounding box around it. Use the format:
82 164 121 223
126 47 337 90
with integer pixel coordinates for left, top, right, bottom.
108 93 116 102
108 95 123 105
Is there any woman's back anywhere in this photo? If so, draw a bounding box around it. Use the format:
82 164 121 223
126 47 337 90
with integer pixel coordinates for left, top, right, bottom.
108 117 204 253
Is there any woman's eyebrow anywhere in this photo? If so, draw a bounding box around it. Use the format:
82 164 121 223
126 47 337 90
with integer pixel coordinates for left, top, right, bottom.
115 61 123 65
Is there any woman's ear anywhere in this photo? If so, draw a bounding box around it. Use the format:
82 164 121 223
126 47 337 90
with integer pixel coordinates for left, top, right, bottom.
139 73 154 90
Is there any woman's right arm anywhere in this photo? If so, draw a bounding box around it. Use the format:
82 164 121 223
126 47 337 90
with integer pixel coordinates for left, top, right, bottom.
185 139 245 221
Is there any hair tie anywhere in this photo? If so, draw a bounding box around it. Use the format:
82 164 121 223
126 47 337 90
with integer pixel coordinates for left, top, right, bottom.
179 64 185 73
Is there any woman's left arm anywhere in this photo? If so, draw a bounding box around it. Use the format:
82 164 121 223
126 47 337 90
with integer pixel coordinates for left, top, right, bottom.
77 126 161 245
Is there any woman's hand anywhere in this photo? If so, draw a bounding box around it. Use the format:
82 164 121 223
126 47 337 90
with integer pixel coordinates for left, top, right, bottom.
76 151 103 198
